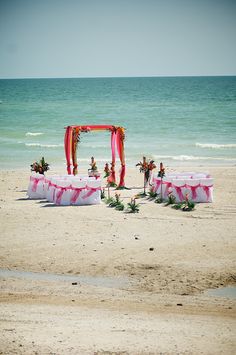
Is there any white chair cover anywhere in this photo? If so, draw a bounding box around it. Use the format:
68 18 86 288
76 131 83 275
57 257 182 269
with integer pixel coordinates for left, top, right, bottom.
27 173 45 199
54 180 72 206
199 178 214 203
172 179 186 203
185 179 201 202
70 180 87 205
162 177 173 199
46 177 59 203
82 179 101 205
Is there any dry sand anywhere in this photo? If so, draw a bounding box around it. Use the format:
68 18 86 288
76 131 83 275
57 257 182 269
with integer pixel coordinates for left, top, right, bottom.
0 166 236 354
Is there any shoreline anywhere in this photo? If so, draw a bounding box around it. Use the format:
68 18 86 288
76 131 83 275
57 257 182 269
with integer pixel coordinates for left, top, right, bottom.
0 166 235 353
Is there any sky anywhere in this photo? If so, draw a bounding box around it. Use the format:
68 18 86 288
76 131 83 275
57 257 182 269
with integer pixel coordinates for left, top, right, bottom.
0 0 236 78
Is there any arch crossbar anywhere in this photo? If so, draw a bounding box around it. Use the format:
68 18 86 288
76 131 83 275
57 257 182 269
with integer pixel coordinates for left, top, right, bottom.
64 125 126 188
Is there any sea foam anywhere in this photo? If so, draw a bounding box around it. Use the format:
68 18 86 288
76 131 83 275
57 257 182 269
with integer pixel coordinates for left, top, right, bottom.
153 154 236 161
25 143 63 148
26 132 44 136
196 143 236 149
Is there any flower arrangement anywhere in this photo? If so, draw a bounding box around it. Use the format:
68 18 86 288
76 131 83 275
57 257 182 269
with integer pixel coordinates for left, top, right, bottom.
89 156 97 172
30 157 49 175
136 157 156 195
158 162 165 178
104 163 110 178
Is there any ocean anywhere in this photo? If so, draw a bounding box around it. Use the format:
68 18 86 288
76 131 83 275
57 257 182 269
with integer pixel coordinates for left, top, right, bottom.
0 76 236 171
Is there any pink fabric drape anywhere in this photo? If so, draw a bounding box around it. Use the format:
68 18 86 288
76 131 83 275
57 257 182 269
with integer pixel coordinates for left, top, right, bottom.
70 187 83 204
153 178 161 192
163 181 172 198
30 176 42 192
55 186 68 205
110 130 116 183
173 185 185 201
186 184 200 200
202 185 213 202
82 186 101 199
116 128 125 187
64 126 73 174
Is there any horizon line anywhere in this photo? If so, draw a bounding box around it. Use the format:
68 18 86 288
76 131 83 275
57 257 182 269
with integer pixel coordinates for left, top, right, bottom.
0 74 236 80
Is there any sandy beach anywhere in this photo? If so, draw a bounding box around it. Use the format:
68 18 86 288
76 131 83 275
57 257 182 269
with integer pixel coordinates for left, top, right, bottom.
0 166 236 354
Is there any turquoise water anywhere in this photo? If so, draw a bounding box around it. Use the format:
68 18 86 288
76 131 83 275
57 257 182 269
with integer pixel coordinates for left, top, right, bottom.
0 76 236 171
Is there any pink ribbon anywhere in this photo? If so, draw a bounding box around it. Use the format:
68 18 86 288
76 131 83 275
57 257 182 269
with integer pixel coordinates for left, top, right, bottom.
82 186 101 200
55 186 70 205
173 184 185 201
153 178 161 192
163 181 172 198
186 184 200 200
30 176 43 192
202 185 213 202
70 187 84 204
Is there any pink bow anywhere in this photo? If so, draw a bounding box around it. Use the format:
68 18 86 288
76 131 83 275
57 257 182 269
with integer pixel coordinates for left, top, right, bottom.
70 187 84 204
173 184 185 201
82 186 101 200
30 176 42 192
186 184 200 200
55 186 70 205
202 185 213 202
163 181 172 198
153 178 161 192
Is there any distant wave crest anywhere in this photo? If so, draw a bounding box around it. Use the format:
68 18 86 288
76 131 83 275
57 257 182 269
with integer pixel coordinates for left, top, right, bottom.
196 143 236 149
25 132 44 136
153 154 235 162
25 143 63 148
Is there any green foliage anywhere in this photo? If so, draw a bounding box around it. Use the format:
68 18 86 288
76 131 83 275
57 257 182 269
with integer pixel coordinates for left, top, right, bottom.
154 196 164 204
115 203 125 211
165 193 176 205
107 193 124 212
148 189 158 199
127 199 140 213
108 181 117 188
172 203 184 210
105 197 115 205
182 200 195 211
172 200 195 211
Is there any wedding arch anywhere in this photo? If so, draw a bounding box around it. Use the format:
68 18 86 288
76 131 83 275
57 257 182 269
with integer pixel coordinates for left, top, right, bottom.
64 125 126 188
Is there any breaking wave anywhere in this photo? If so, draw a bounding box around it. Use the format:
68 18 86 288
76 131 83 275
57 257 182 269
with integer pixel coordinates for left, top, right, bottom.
25 132 44 136
153 154 236 161
25 143 63 148
196 143 236 149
